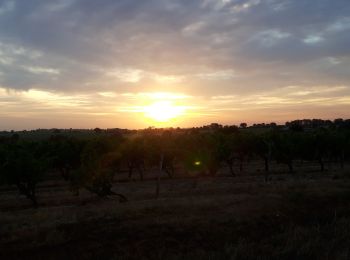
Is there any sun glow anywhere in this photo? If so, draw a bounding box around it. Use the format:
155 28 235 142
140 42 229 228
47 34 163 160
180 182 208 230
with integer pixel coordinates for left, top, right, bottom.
143 100 186 122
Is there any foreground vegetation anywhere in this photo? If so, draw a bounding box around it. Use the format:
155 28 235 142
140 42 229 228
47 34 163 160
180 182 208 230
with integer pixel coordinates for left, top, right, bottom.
1 119 350 259
1 174 350 259
1 120 350 206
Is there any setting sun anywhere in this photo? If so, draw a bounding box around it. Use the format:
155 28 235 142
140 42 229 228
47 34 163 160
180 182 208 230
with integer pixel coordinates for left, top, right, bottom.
143 100 186 122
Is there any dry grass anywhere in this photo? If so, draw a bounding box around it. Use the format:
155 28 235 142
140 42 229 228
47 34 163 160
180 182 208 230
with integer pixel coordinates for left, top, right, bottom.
1 167 350 259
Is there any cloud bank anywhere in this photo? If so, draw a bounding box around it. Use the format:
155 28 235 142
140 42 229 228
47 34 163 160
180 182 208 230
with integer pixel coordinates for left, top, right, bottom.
0 0 350 129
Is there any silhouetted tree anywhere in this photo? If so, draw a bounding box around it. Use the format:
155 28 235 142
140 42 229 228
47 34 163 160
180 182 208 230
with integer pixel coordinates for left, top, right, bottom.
0 142 48 207
47 135 84 181
121 137 146 180
74 137 126 201
240 123 247 128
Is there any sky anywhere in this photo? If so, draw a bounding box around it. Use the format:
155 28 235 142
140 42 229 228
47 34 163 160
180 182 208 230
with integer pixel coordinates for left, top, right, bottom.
0 0 350 130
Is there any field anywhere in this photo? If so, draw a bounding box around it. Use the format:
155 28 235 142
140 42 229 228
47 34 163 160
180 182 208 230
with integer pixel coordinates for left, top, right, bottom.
1 162 350 260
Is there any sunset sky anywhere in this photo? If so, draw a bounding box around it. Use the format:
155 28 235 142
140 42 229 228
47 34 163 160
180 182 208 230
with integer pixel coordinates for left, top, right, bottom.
1 0 350 130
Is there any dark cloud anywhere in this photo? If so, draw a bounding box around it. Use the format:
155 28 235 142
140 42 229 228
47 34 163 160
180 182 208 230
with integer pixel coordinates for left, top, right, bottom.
0 0 349 94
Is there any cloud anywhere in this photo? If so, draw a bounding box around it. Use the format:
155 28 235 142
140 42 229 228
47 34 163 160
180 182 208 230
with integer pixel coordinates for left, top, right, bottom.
0 0 349 92
0 0 350 128
0 0 15 15
303 35 324 45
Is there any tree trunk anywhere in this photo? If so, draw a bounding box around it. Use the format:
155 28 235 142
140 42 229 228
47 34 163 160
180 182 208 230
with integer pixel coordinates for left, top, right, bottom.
17 183 38 208
239 156 243 172
137 166 144 181
28 194 38 208
128 163 133 179
319 158 325 172
227 160 235 176
264 157 269 182
264 157 269 172
60 168 70 181
156 154 164 198
164 164 174 178
340 151 345 169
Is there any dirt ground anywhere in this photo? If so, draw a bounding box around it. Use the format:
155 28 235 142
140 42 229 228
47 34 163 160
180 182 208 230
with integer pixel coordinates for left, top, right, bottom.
1 163 350 259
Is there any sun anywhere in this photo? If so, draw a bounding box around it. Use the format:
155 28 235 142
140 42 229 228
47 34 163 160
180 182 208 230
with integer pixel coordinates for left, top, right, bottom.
143 100 186 122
